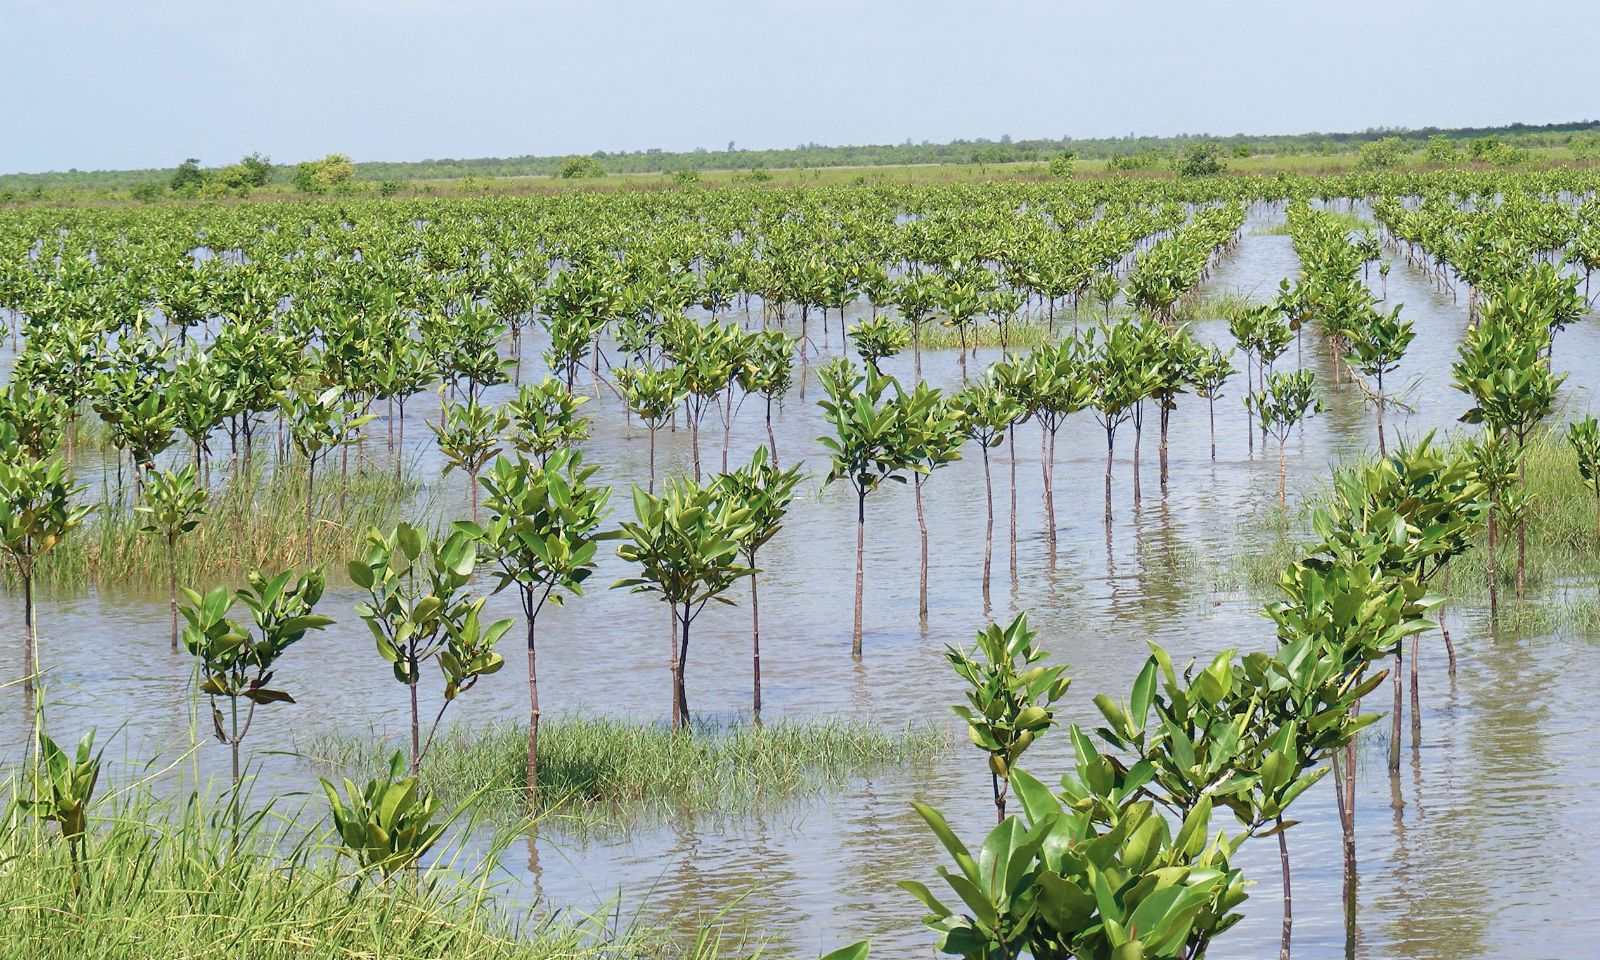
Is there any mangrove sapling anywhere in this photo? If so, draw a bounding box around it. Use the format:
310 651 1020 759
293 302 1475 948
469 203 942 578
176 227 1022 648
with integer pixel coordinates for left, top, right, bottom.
1341 304 1415 455
466 450 611 799
0 446 92 715
22 729 103 883
1568 415 1600 545
990 360 1036 585
1464 432 1527 620
902 383 965 626
284 387 374 567
891 273 941 382
738 329 796 464
506 377 590 466
846 315 910 374
817 359 916 657
1086 322 1147 525
1147 323 1205 495
1190 345 1237 461
615 365 685 494
663 317 741 481
943 612 1069 822
136 466 209 652
323 750 449 880
715 448 803 725
613 476 753 730
180 568 332 825
0 379 69 459
350 523 511 775
954 376 1023 607
1230 303 1294 454
1454 315 1564 599
430 399 509 523
1248 370 1322 508
1027 339 1093 563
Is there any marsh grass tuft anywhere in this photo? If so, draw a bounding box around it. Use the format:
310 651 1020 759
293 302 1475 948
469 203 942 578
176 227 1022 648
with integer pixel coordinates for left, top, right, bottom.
0 788 742 960
1184 430 1600 627
306 714 948 829
15 462 423 593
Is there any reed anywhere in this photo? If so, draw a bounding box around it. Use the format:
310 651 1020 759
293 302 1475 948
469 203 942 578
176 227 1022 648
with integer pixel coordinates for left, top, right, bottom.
306 714 947 827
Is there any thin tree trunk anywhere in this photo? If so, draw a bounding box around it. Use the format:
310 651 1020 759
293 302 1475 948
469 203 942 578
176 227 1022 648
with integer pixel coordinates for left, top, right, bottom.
525 611 540 802
305 458 316 569
750 567 763 725
915 479 929 627
1488 509 1500 619
1008 425 1019 584
677 602 692 728
1279 823 1293 960
1389 648 1403 772
22 569 35 715
167 539 179 653
1158 404 1170 493
409 661 421 777
981 444 994 610
853 490 866 658
1041 425 1055 564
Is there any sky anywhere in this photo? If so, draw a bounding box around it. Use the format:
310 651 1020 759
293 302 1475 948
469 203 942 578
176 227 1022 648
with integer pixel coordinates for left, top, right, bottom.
3 0 1597 174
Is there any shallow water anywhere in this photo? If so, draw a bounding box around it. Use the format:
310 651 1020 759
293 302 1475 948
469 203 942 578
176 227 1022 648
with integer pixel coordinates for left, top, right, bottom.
5 201 1600 958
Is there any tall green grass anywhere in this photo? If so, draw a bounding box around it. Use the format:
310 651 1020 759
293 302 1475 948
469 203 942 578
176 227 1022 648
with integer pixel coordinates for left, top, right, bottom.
0 790 747 960
307 715 947 828
1184 430 1600 621
17 461 423 593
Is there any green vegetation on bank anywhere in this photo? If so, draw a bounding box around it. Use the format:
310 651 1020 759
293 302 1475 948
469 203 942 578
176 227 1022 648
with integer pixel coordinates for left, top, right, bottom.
6 118 1598 202
1190 431 1600 620
0 791 744 960
12 462 421 593
307 716 948 826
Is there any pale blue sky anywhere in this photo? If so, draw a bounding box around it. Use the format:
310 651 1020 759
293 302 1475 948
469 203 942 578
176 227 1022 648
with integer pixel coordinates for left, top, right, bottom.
4 0 1595 174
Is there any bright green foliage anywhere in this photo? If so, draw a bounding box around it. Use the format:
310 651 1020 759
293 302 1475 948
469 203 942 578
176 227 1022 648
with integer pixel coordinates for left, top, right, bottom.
431 400 508 479
464 448 612 794
614 474 753 729
505 378 590 463
468 450 612 615
350 523 510 772
1248 369 1321 505
181 568 333 794
137 465 209 650
945 613 1070 819
322 751 447 878
0 381 68 458
848 315 911 372
818 358 916 498
23 729 103 870
1453 308 1564 442
1567 415 1600 541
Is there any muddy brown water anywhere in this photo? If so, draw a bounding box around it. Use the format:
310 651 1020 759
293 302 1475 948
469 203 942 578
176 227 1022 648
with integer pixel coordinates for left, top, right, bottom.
4 201 1600 959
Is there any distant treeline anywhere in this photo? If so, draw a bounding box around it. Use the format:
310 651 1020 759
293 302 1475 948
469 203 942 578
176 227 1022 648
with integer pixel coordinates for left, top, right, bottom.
5 118 1599 191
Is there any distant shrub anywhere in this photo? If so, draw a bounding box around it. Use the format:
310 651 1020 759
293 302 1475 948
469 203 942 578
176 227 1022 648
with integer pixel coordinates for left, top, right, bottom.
1106 151 1160 172
1357 136 1410 170
1423 135 1459 165
558 155 606 179
1047 150 1076 178
378 179 406 197
292 153 356 194
130 181 165 203
1174 142 1227 178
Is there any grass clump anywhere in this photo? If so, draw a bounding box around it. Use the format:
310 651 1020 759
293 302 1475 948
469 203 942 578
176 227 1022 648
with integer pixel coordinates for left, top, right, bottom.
1192 429 1600 620
0 791 740 960
308 715 947 827
15 462 422 593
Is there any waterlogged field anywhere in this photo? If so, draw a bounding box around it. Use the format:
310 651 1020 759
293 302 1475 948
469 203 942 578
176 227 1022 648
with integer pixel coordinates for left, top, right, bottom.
2 170 1600 959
